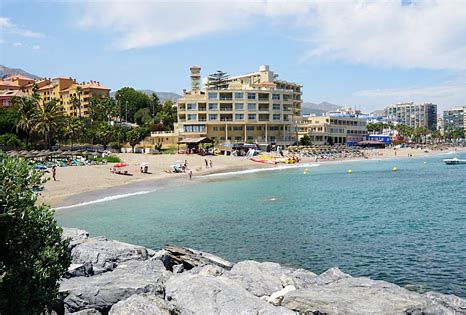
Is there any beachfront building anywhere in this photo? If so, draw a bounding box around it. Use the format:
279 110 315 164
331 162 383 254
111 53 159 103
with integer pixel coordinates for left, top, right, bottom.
175 65 302 145
0 74 110 116
297 114 368 145
443 107 465 132
385 102 437 130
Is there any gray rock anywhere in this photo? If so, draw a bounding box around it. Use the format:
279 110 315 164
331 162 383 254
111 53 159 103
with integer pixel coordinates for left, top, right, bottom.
165 273 294 315
423 291 466 314
60 260 170 313
65 308 101 315
280 268 317 289
62 227 89 247
189 264 226 277
109 294 177 315
162 245 233 270
71 237 151 275
282 269 447 314
65 263 93 278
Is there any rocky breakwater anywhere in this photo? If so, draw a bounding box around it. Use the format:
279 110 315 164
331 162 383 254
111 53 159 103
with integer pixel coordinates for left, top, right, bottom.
57 228 466 314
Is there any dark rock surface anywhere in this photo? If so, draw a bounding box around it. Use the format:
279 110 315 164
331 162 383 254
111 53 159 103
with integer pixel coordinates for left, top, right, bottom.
58 227 466 315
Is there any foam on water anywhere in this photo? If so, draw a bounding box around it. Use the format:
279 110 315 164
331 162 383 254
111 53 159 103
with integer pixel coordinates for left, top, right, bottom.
203 162 319 177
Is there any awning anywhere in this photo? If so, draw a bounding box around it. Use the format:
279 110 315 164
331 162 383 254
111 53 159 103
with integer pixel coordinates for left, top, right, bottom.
177 137 212 144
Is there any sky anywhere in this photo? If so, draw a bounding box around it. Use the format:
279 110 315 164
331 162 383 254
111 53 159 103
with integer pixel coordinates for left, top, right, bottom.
1 0 466 112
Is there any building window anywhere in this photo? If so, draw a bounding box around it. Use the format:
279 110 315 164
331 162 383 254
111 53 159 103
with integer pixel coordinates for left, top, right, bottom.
187 103 197 110
209 114 218 121
208 103 218 110
272 94 280 100
235 136 242 141
272 103 280 110
183 125 205 132
234 92 243 99
208 92 218 99
233 126 243 131
235 114 244 120
247 92 256 100
235 103 244 110
248 103 256 110
187 114 197 121
248 114 256 120
273 114 281 120
246 126 254 131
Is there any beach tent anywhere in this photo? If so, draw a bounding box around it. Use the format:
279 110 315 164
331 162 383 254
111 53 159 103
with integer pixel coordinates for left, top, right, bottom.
177 137 213 154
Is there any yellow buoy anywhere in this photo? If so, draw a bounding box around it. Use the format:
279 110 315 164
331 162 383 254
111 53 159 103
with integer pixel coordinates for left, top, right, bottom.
304 168 308 172
303 171 308 175
392 167 398 172
347 169 353 174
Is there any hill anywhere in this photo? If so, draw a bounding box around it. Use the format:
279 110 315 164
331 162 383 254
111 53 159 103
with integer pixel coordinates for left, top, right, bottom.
0 65 41 80
301 101 341 115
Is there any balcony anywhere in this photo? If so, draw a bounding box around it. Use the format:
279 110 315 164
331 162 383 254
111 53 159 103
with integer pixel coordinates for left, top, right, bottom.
258 98 269 102
220 118 233 122
219 97 233 101
220 107 233 112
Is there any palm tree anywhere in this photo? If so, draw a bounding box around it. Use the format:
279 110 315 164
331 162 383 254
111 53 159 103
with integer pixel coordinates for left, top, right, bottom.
13 96 37 148
66 117 85 149
33 100 65 149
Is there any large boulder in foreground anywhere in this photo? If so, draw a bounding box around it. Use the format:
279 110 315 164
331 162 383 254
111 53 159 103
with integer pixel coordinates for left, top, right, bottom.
109 294 177 315
60 260 170 313
282 267 464 314
161 244 233 271
165 273 294 315
70 236 152 275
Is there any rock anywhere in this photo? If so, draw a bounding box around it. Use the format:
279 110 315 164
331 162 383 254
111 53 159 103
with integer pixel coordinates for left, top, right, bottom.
267 285 296 306
280 268 317 289
282 270 436 314
65 263 93 278
172 264 184 273
162 244 233 271
71 237 151 275
60 260 170 313
109 294 177 315
62 227 89 247
65 308 101 314
165 273 294 314
423 291 466 314
190 264 226 277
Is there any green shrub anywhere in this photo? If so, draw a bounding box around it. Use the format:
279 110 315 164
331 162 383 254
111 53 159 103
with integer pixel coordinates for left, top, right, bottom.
0 133 25 149
0 154 71 314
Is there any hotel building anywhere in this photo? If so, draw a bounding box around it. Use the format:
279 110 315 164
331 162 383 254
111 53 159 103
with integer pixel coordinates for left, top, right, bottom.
385 102 437 130
175 65 302 145
0 74 110 116
297 114 368 145
443 107 465 132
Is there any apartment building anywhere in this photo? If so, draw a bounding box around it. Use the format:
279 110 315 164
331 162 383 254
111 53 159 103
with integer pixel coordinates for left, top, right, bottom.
175 65 302 145
0 74 110 116
443 107 465 132
385 102 437 130
297 114 368 145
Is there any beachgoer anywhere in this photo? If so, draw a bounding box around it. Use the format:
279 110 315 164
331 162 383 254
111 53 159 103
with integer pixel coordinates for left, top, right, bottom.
52 166 57 181
205 159 208 168
209 159 213 168
189 170 192 180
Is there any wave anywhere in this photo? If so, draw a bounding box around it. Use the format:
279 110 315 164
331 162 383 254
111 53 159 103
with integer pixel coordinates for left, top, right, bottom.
203 162 320 178
53 190 156 210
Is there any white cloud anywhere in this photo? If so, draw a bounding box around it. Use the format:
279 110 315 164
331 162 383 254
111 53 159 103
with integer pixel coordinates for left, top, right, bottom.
13 42 22 47
78 0 466 71
32 44 41 50
0 16 45 38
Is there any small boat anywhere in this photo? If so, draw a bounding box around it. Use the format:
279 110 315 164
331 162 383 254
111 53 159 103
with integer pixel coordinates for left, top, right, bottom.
443 157 466 165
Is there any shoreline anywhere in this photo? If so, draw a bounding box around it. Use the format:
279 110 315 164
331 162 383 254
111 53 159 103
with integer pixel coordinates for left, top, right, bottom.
49 147 465 210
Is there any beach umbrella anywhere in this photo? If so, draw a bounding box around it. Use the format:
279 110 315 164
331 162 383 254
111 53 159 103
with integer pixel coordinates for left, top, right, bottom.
63 150 74 156
35 164 47 170
7 150 19 156
113 163 128 168
140 162 149 167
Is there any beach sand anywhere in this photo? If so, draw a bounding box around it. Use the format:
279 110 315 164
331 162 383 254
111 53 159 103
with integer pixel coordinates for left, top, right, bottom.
40 147 464 207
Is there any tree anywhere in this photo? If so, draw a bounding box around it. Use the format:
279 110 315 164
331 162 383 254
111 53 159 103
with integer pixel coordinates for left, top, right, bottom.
89 97 118 122
0 133 25 149
207 70 229 89
299 134 312 146
126 127 148 152
0 106 19 135
13 96 37 148
114 87 151 123
0 154 71 314
155 100 177 131
33 100 65 149
134 107 152 125
149 93 161 122
66 117 85 148
96 122 114 150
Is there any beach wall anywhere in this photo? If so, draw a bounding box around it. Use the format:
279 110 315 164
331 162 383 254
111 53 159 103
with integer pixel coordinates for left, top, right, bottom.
57 228 466 314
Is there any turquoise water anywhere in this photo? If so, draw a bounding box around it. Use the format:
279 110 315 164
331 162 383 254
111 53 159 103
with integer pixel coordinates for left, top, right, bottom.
56 153 466 297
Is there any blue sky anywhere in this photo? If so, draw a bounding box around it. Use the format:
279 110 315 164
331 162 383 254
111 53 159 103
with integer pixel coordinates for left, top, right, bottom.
1 0 466 112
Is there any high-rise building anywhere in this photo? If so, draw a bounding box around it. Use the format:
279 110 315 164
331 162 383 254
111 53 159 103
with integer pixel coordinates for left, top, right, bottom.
443 107 465 131
385 102 437 130
0 74 110 117
175 65 302 145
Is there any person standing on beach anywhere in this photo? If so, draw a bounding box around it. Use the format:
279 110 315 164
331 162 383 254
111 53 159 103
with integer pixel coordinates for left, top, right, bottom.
189 170 192 180
209 159 213 168
52 165 57 181
205 159 208 168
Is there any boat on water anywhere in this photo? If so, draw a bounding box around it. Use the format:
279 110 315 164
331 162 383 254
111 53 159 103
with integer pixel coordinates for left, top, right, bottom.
443 157 466 165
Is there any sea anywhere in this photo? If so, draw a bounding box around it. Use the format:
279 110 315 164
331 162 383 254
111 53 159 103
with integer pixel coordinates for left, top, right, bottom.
55 152 466 298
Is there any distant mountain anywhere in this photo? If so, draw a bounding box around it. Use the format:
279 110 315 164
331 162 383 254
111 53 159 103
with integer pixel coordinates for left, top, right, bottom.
110 89 182 103
0 65 41 80
301 101 341 115
371 109 385 116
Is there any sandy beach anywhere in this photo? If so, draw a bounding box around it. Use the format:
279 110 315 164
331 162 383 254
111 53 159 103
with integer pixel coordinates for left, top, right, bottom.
40 147 465 208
